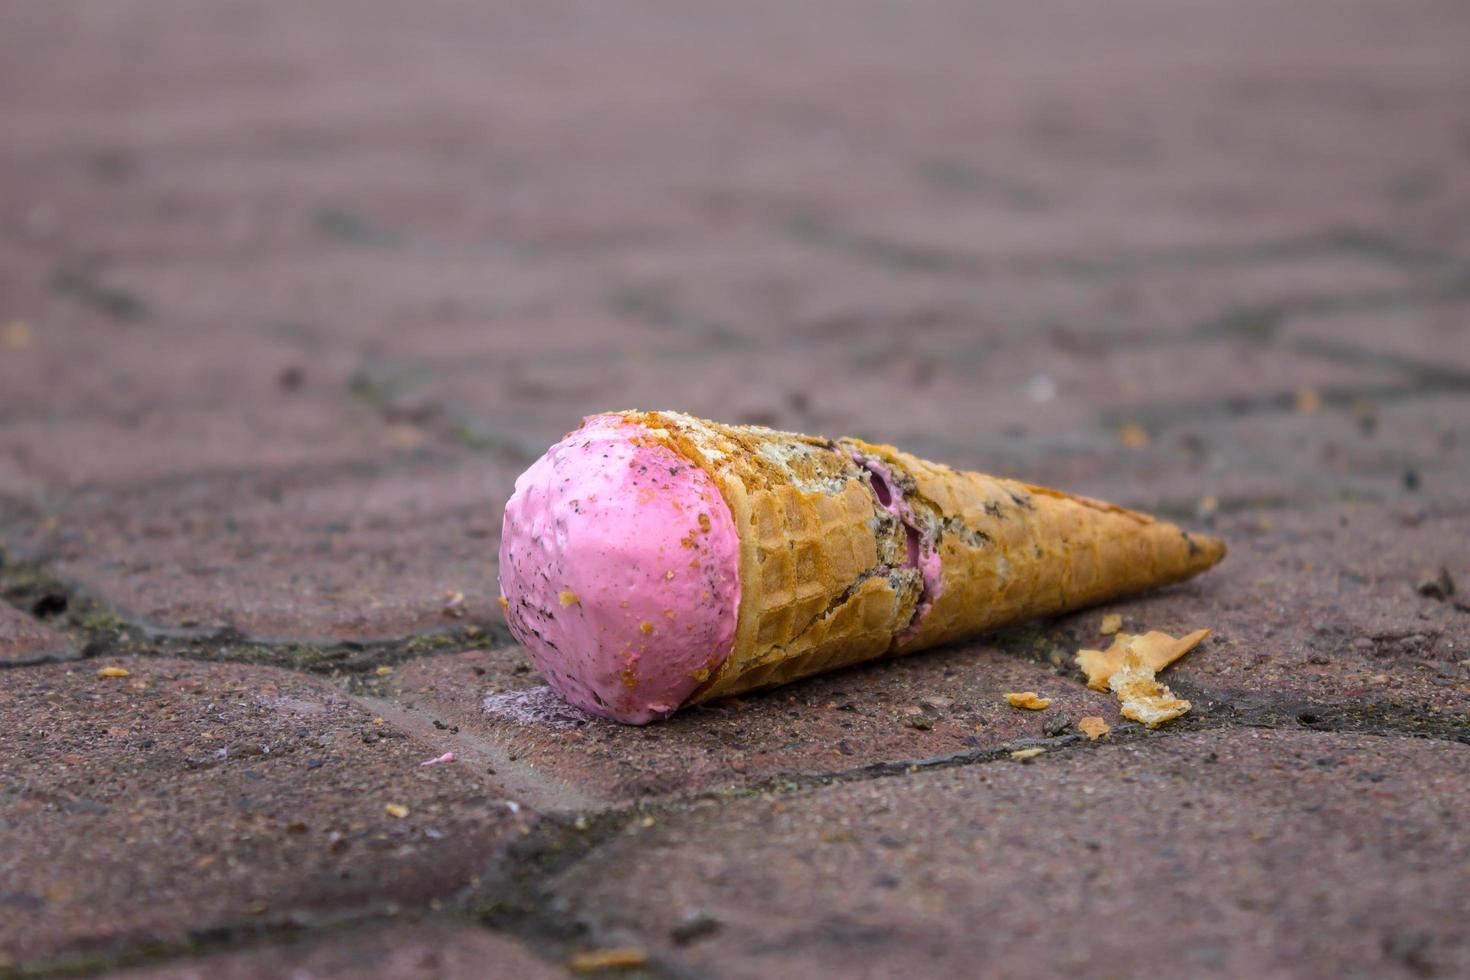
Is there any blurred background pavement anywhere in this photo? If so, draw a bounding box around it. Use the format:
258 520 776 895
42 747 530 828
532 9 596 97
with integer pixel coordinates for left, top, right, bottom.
1 2 1468 976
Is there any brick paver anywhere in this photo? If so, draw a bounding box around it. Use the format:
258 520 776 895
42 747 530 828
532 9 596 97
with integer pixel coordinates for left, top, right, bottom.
0 598 74 666
381 642 1121 804
550 730 1470 978
1 0 1468 974
1054 505 1470 731
0 659 528 968
110 920 563 980
5 456 518 643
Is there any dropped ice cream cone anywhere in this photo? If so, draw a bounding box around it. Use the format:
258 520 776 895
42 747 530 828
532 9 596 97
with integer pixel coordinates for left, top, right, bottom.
499 412 1226 724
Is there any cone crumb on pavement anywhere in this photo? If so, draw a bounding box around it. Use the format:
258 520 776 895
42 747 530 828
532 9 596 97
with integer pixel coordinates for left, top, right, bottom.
1077 717 1112 740
1111 652 1192 727
569 948 650 973
1076 628 1207 727
1118 423 1151 448
1076 629 1211 691
1004 692 1052 710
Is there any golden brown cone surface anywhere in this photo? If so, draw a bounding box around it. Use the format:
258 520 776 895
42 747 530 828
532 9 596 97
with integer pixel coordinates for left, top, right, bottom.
613 412 1225 703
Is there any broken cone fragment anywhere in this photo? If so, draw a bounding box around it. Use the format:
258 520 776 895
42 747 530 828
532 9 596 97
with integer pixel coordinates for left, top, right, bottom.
499 412 1226 724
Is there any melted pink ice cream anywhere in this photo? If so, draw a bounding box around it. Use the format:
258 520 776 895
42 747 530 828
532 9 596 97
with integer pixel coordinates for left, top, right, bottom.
498 415 741 723
852 453 944 642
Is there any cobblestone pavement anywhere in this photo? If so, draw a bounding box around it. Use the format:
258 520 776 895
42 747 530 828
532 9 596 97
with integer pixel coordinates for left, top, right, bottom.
2 1 1468 977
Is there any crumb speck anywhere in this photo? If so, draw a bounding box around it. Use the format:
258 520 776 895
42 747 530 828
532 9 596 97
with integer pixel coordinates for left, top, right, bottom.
1076 628 1210 691
570 948 649 973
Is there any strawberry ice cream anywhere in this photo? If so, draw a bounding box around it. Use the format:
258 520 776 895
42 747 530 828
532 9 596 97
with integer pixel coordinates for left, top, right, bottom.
498 414 741 723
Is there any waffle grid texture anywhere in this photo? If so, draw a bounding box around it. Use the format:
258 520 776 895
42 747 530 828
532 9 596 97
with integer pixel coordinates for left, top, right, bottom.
612 412 1225 703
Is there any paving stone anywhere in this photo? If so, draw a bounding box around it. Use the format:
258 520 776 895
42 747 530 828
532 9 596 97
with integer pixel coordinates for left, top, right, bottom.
3 454 517 643
381 642 1120 804
1048 504 1470 731
0 401 407 500
1 0 1469 971
0 658 528 968
109 919 563 980
343 238 1424 458
0 598 75 666
0 319 358 422
0 316 401 497
922 376 1470 529
416 325 1400 457
549 729 1470 979
1281 299 1470 374
1078 394 1470 515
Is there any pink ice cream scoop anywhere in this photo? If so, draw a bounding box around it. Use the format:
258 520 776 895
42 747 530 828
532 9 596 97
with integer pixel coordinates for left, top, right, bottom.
498 414 741 723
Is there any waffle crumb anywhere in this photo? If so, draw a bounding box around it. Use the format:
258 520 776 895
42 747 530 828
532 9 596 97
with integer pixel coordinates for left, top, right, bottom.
1010 747 1046 760
559 590 580 607
1004 691 1052 710
570 948 649 973
1110 648 1191 727
1100 613 1123 635
1075 628 1210 691
96 666 130 678
1119 422 1150 448
1077 716 1112 740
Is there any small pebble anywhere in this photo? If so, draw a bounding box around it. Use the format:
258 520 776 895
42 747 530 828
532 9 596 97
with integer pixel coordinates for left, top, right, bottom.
1416 568 1455 601
671 910 722 946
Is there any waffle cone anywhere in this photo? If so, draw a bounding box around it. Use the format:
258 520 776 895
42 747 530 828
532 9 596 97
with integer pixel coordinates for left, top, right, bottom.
613 412 1225 703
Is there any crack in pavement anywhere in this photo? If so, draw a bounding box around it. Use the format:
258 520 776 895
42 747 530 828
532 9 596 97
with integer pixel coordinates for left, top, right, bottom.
469 808 699 980
6 905 411 980
456 700 1469 980
348 363 548 462
785 216 1469 280
0 552 513 674
5 593 1464 979
1101 374 1469 430
6 553 1463 744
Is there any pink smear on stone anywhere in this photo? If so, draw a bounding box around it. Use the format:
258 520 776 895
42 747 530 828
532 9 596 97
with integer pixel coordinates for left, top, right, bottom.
851 453 944 642
419 752 455 767
499 415 741 724
481 686 598 730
